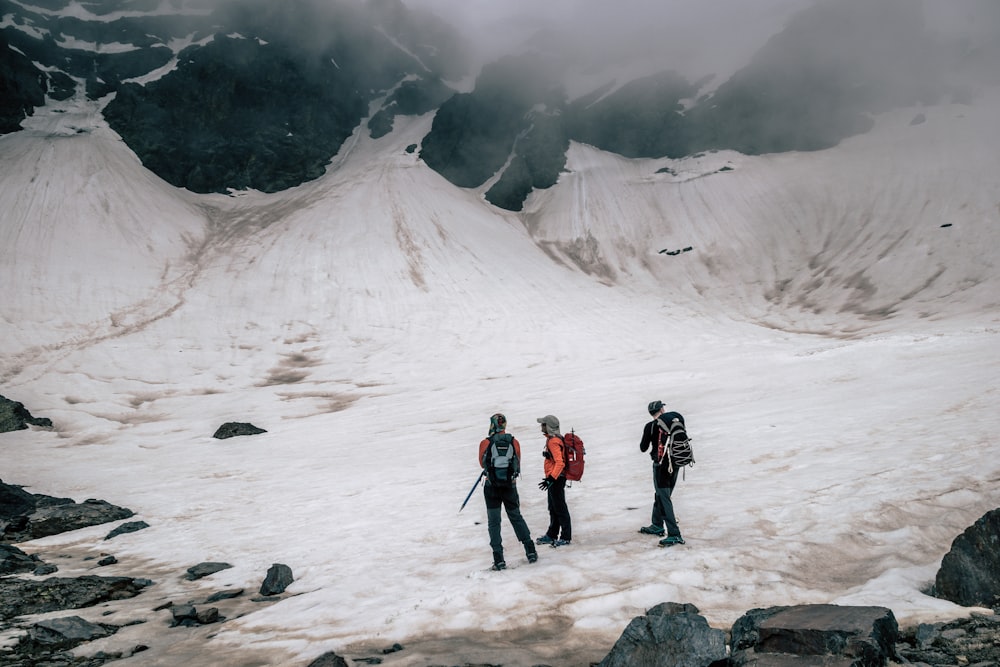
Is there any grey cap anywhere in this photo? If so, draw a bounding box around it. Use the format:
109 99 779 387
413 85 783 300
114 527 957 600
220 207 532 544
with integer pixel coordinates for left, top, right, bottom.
536 414 560 432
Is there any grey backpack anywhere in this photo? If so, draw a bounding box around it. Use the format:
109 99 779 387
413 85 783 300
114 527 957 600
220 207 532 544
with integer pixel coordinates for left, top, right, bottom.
483 434 519 487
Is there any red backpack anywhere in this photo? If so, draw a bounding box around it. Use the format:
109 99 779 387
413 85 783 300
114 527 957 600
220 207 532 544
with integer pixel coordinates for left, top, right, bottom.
562 431 586 482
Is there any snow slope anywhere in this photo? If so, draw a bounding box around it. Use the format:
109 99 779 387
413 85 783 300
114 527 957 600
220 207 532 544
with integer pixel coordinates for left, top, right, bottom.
1 83 999 666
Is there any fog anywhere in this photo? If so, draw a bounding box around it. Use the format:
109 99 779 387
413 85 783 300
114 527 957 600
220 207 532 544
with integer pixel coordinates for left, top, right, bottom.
404 0 810 85
403 0 1000 94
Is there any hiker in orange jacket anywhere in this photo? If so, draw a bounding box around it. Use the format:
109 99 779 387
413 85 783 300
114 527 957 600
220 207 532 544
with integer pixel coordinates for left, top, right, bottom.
535 414 572 547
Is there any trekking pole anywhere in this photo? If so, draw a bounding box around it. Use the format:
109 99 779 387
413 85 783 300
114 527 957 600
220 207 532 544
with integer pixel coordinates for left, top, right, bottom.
459 471 486 512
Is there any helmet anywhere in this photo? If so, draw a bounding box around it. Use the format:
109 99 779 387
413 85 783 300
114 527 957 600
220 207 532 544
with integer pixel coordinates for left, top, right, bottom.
647 400 663 415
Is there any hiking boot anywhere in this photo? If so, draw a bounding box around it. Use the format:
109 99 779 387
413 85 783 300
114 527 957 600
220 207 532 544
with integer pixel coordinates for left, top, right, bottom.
552 539 571 547
536 535 555 545
491 560 507 570
527 551 538 563
658 535 685 547
524 541 538 563
639 524 665 536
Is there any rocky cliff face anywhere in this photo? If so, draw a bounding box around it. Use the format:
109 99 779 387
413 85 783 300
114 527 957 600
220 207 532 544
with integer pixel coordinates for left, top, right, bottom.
1 0 993 207
0 0 466 193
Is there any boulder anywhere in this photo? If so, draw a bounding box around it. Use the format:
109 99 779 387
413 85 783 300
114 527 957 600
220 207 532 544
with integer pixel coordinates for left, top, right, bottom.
730 604 898 667
934 507 1000 608
185 562 233 580
213 422 267 439
205 588 244 603
597 601 727 667
170 603 198 626
259 563 294 596
307 652 350 667
29 615 112 647
105 520 150 540
170 603 223 627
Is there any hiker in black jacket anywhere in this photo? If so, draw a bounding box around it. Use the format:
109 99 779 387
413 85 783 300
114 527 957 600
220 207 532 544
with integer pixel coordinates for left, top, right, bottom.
638 400 685 546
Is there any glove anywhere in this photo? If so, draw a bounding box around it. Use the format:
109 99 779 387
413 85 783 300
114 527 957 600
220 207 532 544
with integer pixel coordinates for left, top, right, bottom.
538 477 554 491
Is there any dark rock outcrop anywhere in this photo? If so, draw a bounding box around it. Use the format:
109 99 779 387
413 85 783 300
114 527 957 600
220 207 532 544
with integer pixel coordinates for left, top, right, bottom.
420 53 568 198
3 480 133 544
212 422 266 439
729 604 898 667
934 507 1000 609
597 601 727 667
0 33 47 134
259 563 293 596
896 611 1000 665
0 394 52 432
368 76 456 139
3 615 121 666
3 499 134 542
3 0 468 194
0 544 37 575
99 0 467 194
0 575 149 621
0 480 37 522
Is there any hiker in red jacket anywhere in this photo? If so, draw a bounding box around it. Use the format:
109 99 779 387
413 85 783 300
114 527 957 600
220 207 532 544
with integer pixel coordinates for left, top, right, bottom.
478 413 538 570
535 414 572 547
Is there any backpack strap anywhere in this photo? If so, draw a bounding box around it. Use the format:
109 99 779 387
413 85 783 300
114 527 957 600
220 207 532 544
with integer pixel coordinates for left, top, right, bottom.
549 435 567 478
655 418 676 473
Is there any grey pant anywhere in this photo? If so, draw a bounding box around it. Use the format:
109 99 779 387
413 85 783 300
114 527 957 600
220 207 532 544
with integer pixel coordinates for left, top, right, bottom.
651 463 681 538
484 481 532 556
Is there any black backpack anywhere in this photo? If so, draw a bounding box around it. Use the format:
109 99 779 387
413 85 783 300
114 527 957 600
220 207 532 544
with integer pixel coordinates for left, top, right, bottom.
483 433 519 487
656 416 694 473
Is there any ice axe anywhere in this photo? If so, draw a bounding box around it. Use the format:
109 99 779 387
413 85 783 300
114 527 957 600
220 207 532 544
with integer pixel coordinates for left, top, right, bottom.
459 471 486 512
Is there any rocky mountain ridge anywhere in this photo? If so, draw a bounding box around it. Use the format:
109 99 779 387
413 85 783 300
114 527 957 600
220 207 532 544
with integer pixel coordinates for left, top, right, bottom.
4 0 997 208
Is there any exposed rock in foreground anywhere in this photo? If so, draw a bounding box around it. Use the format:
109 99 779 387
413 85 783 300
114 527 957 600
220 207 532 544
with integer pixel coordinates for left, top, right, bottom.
597 601 727 667
729 603 898 666
3 474 1000 666
934 507 1000 609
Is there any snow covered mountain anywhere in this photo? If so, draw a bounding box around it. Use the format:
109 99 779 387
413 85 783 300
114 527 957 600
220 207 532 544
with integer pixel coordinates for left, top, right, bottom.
2 1 1000 665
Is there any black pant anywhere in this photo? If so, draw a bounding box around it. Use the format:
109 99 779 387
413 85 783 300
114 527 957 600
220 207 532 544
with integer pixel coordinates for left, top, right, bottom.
484 481 532 555
545 476 572 541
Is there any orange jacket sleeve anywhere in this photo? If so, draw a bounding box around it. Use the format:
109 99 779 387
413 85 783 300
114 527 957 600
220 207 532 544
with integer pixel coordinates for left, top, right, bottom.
478 438 490 468
543 435 565 479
